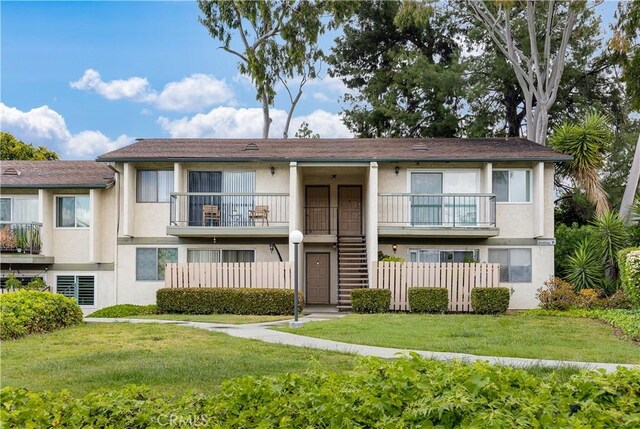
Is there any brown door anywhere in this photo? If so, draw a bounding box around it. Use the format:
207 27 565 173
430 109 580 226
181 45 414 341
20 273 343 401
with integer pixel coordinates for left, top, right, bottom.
338 186 362 236
306 186 330 234
306 253 330 304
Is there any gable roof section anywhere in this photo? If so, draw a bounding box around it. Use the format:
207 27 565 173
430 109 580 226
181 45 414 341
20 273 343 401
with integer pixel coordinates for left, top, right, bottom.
97 138 571 163
0 161 115 189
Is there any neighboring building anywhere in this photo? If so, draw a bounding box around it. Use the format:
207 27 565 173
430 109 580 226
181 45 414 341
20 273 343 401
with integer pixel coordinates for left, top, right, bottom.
0 138 570 311
0 161 116 310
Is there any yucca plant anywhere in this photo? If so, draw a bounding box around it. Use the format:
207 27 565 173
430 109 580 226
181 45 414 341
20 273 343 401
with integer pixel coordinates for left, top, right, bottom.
566 238 604 291
591 210 631 282
549 111 611 215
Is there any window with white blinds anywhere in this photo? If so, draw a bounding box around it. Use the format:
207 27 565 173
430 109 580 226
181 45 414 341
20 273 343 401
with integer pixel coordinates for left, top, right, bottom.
187 249 255 263
57 275 95 306
1 196 39 223
137 170 174 202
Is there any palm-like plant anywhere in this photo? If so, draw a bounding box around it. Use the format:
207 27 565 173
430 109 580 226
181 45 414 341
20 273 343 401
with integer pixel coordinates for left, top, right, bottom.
631 196 640 224
565 238 604 290
549 111 611 215
591 210 631 282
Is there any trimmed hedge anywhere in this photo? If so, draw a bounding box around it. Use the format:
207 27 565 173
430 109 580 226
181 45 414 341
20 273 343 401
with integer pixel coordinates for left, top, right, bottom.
3 357 640 428
471 287 510 315
87 304 158 318
0 290 83 340
350 289 390 313
619 248 640 308
408 287 448 313
156 288 302 315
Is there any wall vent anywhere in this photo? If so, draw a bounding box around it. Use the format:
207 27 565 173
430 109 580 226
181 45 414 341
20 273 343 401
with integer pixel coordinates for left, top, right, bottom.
2 167 20 176
243 142 259 151
412 143 428 151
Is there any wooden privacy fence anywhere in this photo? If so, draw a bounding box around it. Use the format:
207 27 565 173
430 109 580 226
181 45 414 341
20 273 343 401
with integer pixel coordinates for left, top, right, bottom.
165 262 294 289
370 262 501 312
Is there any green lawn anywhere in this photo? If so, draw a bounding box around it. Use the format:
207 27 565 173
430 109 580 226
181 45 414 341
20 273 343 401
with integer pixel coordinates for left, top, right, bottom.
1 323 357 397
127 314 291 324
275 314 640 364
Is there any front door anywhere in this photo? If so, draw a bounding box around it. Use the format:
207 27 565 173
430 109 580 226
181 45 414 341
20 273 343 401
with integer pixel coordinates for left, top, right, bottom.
306 186 330 234
306 252 330 304
338 186 362 236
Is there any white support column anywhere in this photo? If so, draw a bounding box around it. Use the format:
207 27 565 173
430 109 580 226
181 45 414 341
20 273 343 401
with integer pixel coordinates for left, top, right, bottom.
122 163 135 236
173 162 183 224
289 162 298 261
533 162 545 238
482 162 493 226
90 189 101 262
367 162 379 287
38 189 52 256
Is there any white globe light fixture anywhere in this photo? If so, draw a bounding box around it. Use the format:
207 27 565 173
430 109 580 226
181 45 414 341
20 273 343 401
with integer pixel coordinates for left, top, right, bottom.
289 230 304 327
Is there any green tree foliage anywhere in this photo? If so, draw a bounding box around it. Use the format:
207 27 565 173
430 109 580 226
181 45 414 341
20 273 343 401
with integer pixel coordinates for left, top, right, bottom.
566 237 604 291
554 222 595 277
0 132 58 160
549 111 611 215
197 0 355 138
592 211 631 282
294 121 319 138
329 0 463 138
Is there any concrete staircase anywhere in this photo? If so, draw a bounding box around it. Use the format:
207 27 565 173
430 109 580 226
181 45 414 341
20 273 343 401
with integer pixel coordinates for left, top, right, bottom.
337 235 368 310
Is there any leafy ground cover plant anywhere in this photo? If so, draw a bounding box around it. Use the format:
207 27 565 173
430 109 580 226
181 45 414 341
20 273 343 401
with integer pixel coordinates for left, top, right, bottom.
87 304 158 318
524 309 640 341
2 357 639 428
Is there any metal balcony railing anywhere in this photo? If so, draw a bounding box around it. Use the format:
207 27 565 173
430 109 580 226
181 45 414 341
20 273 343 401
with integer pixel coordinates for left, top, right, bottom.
0 222 42 254
169 193 289 227
378 194 496 227
304 207 338 234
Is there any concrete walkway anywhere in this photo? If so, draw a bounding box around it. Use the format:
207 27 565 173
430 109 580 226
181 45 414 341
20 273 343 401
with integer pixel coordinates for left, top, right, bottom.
84 316 639 373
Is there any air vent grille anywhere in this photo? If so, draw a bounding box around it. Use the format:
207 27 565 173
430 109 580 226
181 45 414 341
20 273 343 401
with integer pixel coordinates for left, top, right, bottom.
2 167 20 176
412 143 428 151
243 142 259 151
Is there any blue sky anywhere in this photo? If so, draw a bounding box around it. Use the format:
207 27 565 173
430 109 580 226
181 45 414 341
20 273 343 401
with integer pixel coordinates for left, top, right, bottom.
1 1 619 159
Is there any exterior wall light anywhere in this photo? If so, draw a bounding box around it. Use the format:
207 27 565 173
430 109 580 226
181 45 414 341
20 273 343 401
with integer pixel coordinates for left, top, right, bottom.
270 166 275 176
394 166 400 175
392 244 398 253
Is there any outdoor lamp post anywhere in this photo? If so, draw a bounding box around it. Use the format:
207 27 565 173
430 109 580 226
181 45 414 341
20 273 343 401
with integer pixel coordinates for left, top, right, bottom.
289 230 304 328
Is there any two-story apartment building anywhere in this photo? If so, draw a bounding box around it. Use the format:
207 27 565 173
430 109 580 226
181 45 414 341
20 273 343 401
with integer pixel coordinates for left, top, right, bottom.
1 138 570 311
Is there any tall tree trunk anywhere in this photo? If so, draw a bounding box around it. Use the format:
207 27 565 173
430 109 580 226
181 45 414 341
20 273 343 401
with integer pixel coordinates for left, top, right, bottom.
261 92 271 139
282 87 303 139
504 83 522 137
620 133 640 223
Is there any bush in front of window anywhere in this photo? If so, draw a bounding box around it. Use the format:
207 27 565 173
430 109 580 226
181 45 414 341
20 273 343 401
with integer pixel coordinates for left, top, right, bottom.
350 289 390 313
25 277 46 291
619 248 640 309
4 274 22 290
0 290 83 340
87 304 158 318
156 288 303 315
471 287 510 315
408 288 448 313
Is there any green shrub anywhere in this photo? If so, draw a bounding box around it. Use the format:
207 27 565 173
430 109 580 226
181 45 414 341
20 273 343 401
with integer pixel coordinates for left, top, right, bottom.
380 255 404 262
87 304 158 318
0 290 83 340
350 289 390 313
554 223 595 277
602 289 633 309
408 288 448 313
25 277 46 290
3 357 640 428
619 247 640 308
471 287 510 315
537 277 578 310
156 288 302 315
4 274 22 290
566 237 605 290
524 309 640 341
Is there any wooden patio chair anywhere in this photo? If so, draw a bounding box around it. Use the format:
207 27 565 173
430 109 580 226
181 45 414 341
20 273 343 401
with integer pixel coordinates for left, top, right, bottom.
249 205 270 226
202 205 221 226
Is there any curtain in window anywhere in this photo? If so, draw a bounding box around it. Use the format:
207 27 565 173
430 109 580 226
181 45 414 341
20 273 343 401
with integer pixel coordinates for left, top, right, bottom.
222 250 255 263
411 173 442 225
221 171 255 226
137 171 158 202
188 172 222 226
157 171 174 203
75 196 90 227
12 197 38 223
492 171 509 202
187 249 221 263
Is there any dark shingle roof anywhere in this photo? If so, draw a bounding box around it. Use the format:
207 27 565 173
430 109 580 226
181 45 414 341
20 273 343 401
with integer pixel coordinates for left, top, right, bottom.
97 138 571 162
0 161 115 189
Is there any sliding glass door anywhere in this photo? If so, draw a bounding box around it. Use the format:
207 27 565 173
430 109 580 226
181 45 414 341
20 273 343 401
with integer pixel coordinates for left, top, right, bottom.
411 171 478 226
188 171 255 226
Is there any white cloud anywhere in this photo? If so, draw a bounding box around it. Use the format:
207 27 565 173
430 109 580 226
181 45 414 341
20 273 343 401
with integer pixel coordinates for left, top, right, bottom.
70 69 233 112
70 69 150 101
313 92 332 102
158 106 352 139
0 102 71 142
65 131 131 158
1 102 131 159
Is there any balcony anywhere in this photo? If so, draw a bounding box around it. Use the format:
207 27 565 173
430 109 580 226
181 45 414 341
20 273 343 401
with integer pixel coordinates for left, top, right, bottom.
0 222 53 264
167 193 290 237
378 194 499 237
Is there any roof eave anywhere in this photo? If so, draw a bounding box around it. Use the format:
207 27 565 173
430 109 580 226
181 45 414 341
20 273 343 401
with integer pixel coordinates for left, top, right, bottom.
96 156 572 163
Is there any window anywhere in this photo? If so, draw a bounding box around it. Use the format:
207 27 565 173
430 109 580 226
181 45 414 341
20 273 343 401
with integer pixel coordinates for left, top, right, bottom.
0 196 38 223
187 249 255 263
57 275 95 306
187 171 255 226
488 248 532 283
492 170 531 202
409 249 479 263
56 196 90 228
136 248 178 281
137 170 174 203
410 171 479 225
